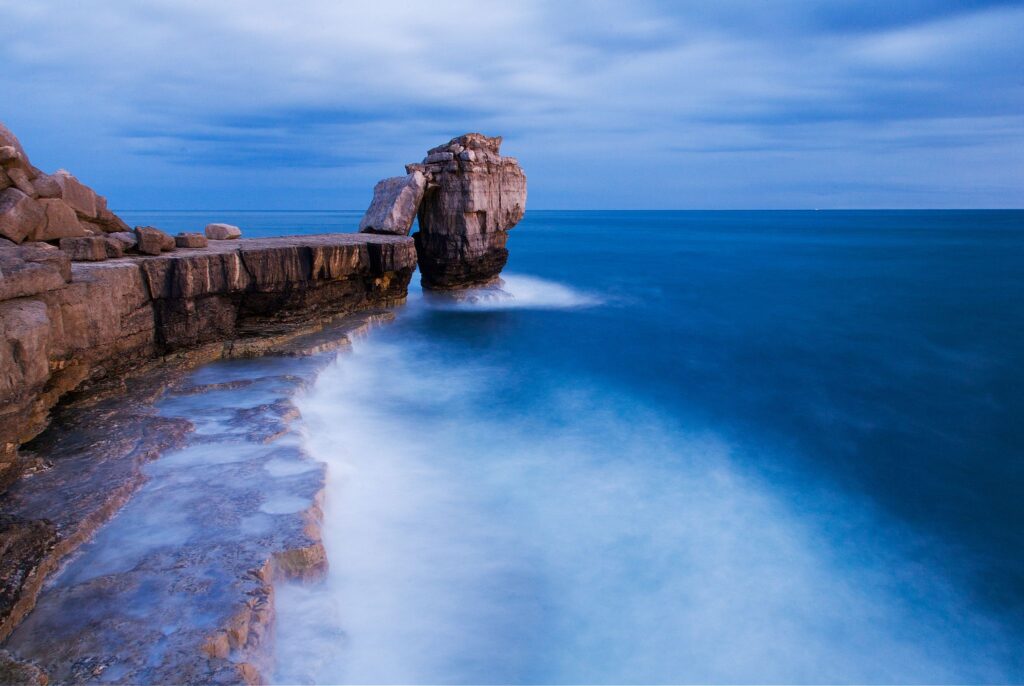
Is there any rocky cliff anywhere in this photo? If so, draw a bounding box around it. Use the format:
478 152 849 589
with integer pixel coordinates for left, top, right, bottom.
359 133 527 289
1 235 416 492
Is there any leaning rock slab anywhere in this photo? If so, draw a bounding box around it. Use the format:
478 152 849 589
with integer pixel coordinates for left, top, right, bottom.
0 189 44 244
205 223 242 240
358 171 426 235
31 198 86 241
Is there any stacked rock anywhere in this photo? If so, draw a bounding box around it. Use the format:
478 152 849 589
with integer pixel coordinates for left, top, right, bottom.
359 133 526 289
0 122 130 247
0 122 245 263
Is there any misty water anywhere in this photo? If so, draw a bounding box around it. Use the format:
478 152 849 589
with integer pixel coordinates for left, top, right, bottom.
130 210 1024 683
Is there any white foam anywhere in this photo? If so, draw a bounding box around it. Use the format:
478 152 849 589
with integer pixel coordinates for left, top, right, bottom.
273 337 1022 684
422 273 600 311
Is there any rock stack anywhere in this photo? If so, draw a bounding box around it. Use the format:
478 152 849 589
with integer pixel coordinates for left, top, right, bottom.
359 133 527 289
0 122 130 246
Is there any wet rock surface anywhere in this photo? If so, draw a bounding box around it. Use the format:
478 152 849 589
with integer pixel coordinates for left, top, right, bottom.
0 314 385 683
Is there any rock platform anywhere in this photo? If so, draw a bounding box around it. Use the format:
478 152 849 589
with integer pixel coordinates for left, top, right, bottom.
1 313 389 683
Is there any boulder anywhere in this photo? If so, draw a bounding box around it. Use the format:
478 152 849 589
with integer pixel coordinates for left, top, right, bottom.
0 123 29 166
0 169 11 192
102 236 124 258
174 232 208 248
205 223 242 240
413 133 526 289
5 168 35 198
31 198 87 241
107 231 138 251
135 226 172 255
358 171 426 236
31 173 61 199
59 236 108 262
0 189 44 244
52 171 98 218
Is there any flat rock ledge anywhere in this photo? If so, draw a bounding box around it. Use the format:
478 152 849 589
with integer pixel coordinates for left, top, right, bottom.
0 313 388 683
1 232 416 490
0 234 415 671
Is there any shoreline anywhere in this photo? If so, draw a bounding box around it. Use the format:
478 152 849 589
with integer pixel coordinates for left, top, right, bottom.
0 232 418 682
1 309 399 683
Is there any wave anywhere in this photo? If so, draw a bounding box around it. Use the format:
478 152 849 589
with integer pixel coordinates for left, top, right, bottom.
273 335 1022 684
419 273 601 311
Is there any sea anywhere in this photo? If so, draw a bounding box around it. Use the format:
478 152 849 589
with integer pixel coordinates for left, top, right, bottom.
121 209 1024 684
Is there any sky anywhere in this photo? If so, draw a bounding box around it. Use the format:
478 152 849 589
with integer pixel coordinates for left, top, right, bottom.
1 0 1022 210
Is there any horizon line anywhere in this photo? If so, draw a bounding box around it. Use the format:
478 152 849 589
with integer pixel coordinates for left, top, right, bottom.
116 208 1024 213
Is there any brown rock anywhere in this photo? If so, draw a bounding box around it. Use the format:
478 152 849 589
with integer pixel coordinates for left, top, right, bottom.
0 146 19 165
0 189 44 244
30 174 60 199
0 123 30 167
30 199 86 242
88 196 130 233
59 236 108 262
358 171 426 236
205 223 242 240
102 236 124 258
175 232 208 248
106 231 138 251
0 244 71 301
0 648 49 685
0 169 11 192
135 226 172 255
413 133 527 288
5 168 36 198
52 171 97 218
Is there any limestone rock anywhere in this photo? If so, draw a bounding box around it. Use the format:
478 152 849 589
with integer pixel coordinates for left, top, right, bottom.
31 198 86 242
0 244 71 301
135 226 173 255
175 232 208 248
51 171 97 218
59 236 108 262
414 133 526 288
0 123 30 167
205 223 242 240
0 189 44 244
6 168 35 197
358 171 426 235
103 236 124 258
31 174 61 199
107 231 138 251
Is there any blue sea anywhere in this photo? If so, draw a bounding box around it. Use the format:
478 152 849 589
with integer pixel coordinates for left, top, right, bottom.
124 210 1024 683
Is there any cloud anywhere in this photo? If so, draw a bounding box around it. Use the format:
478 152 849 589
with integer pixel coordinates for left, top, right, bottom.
0 0 1020 208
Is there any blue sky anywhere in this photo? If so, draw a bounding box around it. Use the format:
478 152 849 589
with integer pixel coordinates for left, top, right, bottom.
2 1 1021 209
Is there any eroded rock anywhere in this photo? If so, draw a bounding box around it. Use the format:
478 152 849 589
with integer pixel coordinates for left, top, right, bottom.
175 232 208 249
135 225 173 255
0 189 44 244
205 223 241 240
58 236 108 262
415 133 526 288
358 171 426 235
0 124 129 244
31 198 86 242
359 133 526 289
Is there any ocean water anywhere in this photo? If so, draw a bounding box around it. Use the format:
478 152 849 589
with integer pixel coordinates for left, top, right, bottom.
126 210 1024 683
